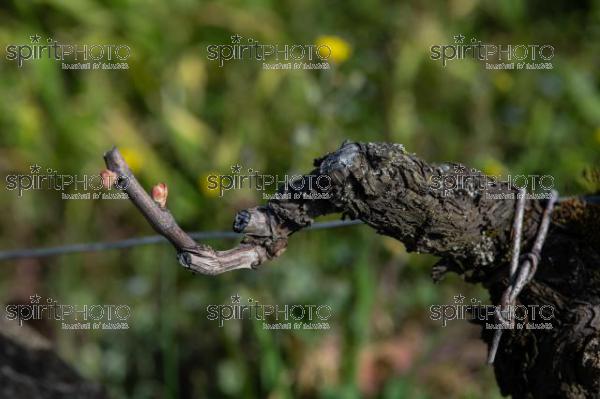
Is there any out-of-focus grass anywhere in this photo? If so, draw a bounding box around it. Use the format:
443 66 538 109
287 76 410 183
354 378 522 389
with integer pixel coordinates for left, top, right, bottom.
0 0 599 398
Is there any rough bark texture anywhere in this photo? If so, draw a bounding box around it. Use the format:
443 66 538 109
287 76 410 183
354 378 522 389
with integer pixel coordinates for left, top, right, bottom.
104 140 599 398
238 141 600 399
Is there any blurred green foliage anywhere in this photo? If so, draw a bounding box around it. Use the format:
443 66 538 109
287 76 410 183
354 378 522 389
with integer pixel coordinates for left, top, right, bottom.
0 0 599 398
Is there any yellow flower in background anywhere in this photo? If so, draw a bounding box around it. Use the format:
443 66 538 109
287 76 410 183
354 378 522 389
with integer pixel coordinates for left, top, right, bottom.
198 172 220 198
482 158 506 177
120 147 144 173
595 127 600 145
493 71 513 93
177 55 206 91
315 35 352 64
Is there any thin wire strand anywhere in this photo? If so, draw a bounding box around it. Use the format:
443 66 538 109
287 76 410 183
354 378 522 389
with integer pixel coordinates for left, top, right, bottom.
0 220 365 262
487 190 558 364
508 189 526 277
0 194 594 262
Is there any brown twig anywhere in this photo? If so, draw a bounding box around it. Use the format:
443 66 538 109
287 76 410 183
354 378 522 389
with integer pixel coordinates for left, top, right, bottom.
103 147 288 275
